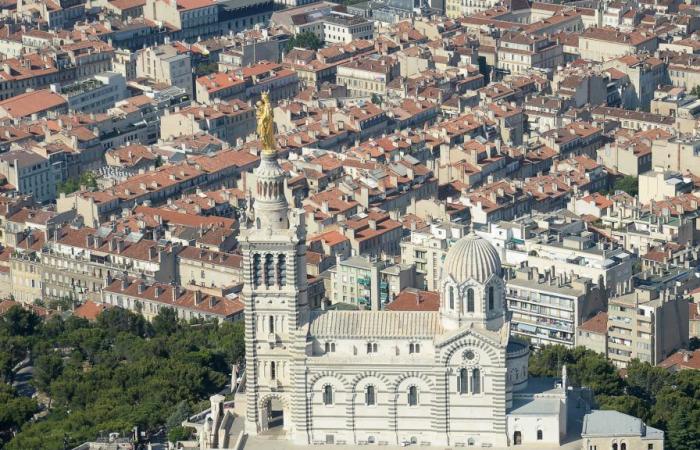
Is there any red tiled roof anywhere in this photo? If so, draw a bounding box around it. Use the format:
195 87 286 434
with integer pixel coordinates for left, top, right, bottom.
386 289 440 311
579 311 608 334
74 300 111 321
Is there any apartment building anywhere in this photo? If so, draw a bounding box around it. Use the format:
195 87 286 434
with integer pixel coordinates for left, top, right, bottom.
651 135 700 173
506 265 606 348
136 43 193 96
337 55 399 97
0 150 56 203
605 287 689 368
38 225 180 303
483 217 634 295
102 276 244 322
400 221 469 291
578 28 658 62
177 246 243 292
340 211 403 257
328 256 415 310
0 89 68 120
51 72 128 113
160 100 256 145
497 32 563 76
272 2 373 43
638 168 693 204
602 55 666 111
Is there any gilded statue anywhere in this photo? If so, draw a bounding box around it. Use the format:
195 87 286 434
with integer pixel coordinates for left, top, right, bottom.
256 91 276 156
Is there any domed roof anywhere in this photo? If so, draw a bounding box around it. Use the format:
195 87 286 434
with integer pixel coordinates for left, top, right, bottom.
443 232 501 283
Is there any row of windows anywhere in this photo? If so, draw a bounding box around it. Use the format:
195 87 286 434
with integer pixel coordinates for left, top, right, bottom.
322 385 420 406
323 341 421 354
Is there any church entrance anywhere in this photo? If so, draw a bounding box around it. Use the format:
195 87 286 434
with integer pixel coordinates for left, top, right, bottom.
260 397 286 436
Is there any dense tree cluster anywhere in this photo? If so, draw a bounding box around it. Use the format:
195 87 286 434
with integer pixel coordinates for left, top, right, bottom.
286 32 324 52
530 345 700 450
57 172 98 195
0 306 244 449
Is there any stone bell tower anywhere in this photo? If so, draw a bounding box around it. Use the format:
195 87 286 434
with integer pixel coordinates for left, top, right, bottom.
241 92 310 440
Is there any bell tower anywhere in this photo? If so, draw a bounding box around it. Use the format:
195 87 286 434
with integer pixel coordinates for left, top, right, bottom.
241 92 309 439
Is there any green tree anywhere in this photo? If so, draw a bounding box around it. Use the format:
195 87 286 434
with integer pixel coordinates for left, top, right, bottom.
0 385 38 434
371 93 383 106
58 172 98 195
152 307 179 336
33 352 64 395
613 175 638 196
167 425 193 443
690 85 700 97
166 400 191 430
667 407 700 450
286 31 324 51
2 305 41 336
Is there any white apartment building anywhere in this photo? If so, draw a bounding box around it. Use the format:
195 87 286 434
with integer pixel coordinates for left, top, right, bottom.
51 72 127 113
481 218 634 296
400 221 469 291
506 266 606 348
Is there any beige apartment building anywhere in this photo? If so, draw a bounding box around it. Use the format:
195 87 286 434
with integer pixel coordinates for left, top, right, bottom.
578 28 658 62
136 43 193 96
177 246 243 292
651 135 700 173
638 168 693 204
605 288 688 368
497 32 563 76
336 55 399 98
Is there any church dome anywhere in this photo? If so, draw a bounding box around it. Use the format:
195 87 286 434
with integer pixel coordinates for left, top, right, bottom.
443 233 501 283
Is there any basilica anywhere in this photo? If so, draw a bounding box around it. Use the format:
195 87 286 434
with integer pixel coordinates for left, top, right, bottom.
240 94 570 448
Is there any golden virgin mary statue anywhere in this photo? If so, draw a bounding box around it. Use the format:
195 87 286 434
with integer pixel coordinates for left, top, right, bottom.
256 92 276 156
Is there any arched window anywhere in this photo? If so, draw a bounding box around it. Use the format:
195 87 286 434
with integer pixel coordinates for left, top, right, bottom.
252 254 261 287
472 368 481 394
612 444 618 450
276 254 286 287
449 286 454 309
365 385 376 406
408 386 418 406
325 342 330 353
467 288 475 312
620 444 626 450
264 254 274 287
268 315 274 334
488 286 494 311
458 368 468 394
537 429 543 440
270 361 276 380
468 438 475 446
323 385 333 405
